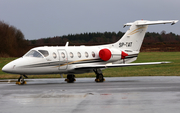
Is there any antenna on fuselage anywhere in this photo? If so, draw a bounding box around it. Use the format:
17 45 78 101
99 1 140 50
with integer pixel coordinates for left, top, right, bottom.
65 42 69 47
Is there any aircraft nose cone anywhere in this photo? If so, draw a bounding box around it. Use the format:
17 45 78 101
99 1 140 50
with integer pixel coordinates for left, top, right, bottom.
2 57 29 74
2 63 16 73
2 66 6 72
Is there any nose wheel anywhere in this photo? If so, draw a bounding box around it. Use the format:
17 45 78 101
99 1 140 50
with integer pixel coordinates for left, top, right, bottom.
16 75 27 85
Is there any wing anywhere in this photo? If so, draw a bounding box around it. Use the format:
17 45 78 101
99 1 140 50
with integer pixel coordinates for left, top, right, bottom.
74 62 170 70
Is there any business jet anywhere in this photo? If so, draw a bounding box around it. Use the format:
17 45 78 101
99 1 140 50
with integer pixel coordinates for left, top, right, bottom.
2 20 178 85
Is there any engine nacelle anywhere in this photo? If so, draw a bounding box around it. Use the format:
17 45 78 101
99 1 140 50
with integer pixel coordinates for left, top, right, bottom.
99 48 128 62
99 49 111 61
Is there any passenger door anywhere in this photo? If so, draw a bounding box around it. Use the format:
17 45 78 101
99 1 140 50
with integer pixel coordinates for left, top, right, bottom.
58 50 68 70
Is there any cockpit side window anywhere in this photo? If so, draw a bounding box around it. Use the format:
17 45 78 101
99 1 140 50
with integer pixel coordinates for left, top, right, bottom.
25 50 43 58
38 50 49 57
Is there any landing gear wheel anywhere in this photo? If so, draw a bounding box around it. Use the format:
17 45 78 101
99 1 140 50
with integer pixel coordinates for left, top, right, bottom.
65 74 76 83
16 75 26 85
95 74 105 82
99 74 103 82
93 69 105 82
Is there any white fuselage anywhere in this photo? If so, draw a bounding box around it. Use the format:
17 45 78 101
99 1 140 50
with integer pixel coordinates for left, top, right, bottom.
2 45 137 75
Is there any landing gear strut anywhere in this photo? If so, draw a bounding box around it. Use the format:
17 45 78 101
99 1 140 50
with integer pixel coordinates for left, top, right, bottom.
93 69 105 82
65 74 76 83
16 75 27 85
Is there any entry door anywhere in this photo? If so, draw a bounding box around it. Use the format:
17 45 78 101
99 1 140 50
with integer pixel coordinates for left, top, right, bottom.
58 50 68 70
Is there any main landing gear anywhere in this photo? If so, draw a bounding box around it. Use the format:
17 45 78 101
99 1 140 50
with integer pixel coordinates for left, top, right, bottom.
65 69 105 83
93 69 105 82
16 75 27 85
65 74 76 83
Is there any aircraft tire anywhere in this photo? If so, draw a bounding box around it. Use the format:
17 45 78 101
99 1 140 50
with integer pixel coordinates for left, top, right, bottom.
95 74 104 82
17 75 25 85
66 74 75 83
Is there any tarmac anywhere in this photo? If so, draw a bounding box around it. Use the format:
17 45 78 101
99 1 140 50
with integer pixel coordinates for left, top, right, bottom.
0 76 180 113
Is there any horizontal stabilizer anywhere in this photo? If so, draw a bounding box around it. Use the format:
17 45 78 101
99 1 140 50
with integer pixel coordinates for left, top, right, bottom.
75 62 171 70
124 20 178 27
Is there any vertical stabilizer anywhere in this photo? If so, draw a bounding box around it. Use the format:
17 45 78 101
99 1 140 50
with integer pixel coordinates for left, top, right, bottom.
113 20 178 52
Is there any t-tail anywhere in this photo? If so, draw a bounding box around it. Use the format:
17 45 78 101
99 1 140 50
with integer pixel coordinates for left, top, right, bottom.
113 20 178 52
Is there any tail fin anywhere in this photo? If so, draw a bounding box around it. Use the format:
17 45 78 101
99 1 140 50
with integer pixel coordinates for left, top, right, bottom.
114 20 178 52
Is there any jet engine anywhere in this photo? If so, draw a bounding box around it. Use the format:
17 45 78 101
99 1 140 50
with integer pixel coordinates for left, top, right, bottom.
99 48 128 62
99 48 111 61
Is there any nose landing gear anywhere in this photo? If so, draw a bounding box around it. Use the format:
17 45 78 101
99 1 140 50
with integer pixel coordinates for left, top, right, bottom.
16 75 27 85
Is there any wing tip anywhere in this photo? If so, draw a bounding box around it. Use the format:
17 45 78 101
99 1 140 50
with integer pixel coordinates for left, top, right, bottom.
161 61 171 64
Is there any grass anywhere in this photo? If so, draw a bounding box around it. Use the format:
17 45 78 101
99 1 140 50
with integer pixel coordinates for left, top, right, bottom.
103 52 180 77
0 52 180 79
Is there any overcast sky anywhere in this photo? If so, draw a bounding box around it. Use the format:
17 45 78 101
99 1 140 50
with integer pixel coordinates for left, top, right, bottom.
0 0 179 40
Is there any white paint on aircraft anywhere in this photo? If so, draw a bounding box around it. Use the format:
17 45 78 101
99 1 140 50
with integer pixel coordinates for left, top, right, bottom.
2 20 178 84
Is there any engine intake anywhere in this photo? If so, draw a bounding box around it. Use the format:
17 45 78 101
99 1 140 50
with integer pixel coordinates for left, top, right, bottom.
99 48 111 61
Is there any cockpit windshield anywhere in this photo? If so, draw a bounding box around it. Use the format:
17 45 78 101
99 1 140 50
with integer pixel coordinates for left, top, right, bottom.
38 50 49 57
25 50 43 58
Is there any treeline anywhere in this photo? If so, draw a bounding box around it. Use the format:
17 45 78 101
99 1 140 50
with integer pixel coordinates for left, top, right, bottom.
142 31 180 51
0 20 29 57
29 31 124 46
29 31 180 51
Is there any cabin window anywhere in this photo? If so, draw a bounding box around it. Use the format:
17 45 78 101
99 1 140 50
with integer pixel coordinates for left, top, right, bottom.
25 50 43 58
77 52 81 58
85 52 88 58
92 51 95 57
53 52 57 59
61 52 65 58
38 50 49 57
70 52 73 58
